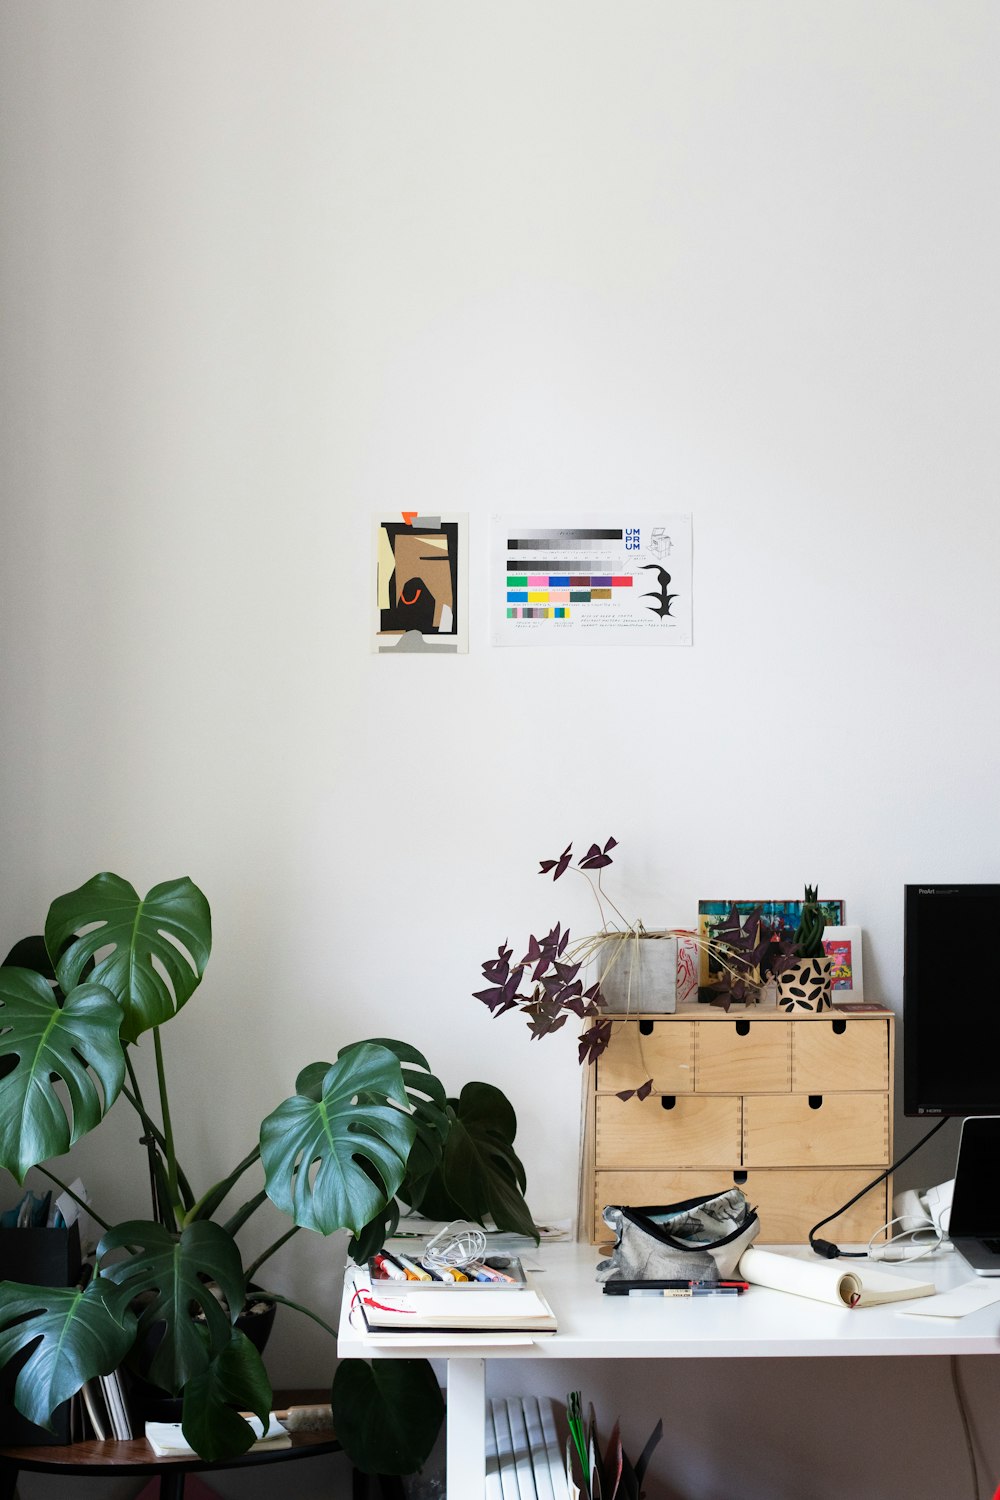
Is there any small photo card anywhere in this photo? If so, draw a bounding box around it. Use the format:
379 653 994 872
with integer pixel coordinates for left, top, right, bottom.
823 925 863 1001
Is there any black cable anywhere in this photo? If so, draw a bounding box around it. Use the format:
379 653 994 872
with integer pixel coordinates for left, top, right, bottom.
808 1116 952 1259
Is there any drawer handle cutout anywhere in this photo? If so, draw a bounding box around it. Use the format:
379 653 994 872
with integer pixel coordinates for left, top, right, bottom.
660 1095 677 1111
733 1171 748 1185
735 1019 751 1037
808 1095 824 1110
639 1020 655 1036
832 1019 847 1036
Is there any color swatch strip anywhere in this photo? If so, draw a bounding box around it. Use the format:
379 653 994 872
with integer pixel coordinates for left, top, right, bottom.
507 576 632 587
507 606 569 619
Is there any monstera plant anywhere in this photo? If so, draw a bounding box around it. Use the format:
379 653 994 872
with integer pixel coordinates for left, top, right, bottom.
0 873 536 1471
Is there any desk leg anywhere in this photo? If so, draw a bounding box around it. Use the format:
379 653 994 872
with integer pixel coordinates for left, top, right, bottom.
158 1472 186 1500
0 1463 18 1500
445 1356 485 1500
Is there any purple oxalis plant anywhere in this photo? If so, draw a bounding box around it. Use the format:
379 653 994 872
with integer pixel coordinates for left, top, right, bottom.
473 839 651 1099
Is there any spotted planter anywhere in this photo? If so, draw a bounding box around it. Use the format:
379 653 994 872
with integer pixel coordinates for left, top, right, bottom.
777 954 833 1013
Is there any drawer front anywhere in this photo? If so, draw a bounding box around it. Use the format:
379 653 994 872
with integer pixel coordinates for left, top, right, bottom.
596 1021 695 1095
596 1093 741 1169
743 1169 890 1245
792 1018 889 1093
591 1169 747 1244
696 1020 791 1093
743 1093 888 1168
590 1169 891 1246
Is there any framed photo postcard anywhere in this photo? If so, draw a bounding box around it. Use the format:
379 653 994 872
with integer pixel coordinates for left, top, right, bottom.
823 925 864 1001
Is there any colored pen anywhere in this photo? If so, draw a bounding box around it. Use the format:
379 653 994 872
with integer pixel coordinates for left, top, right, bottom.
372 1253 406 1282
466 1260 517 1283
628 1286 743 1298
393 1252 432 1282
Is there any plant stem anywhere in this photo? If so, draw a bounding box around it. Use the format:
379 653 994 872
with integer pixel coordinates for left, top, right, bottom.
152 1026 181 1230
244 1225 300 1282
33 1166 112 1232
123 1052 165 1225
253 1287 337 1341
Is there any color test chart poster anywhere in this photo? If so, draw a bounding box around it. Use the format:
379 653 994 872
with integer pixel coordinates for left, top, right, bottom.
490 515 693 646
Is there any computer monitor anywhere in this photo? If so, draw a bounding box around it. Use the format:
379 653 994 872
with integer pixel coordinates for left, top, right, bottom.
903 884 1000 1117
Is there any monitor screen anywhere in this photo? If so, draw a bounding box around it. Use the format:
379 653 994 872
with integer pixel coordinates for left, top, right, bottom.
903 884 1000 1117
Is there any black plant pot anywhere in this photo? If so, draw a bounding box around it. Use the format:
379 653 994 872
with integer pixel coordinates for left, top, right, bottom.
127 1289 278 1426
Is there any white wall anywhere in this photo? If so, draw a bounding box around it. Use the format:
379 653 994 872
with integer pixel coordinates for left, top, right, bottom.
3 4 1000 1497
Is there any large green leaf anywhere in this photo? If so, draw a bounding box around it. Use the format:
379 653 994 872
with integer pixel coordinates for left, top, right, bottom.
0 1277 136 1429
344 1039 449 1210
97 1219 245 1393
180 1331 272 1462
331 1358 444 1475
46 873 211 1043
0 968 125 1181
260 1044 416 1237
415 1083 538 1241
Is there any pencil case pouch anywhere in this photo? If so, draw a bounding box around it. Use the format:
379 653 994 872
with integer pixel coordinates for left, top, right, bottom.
596 1188 759 1284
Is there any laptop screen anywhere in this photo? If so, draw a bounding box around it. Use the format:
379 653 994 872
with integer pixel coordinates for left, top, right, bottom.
949 1117 1000 1237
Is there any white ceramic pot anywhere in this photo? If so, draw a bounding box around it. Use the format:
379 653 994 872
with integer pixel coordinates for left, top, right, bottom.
597 932 677 1013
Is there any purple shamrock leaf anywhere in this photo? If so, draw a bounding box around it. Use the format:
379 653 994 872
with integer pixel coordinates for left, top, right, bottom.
539 844 573 880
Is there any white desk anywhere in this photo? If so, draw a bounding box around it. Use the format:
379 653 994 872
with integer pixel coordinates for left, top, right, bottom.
336 1241 1000 1496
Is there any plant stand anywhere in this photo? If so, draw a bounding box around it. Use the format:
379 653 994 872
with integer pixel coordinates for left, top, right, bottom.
0 1390 359 1500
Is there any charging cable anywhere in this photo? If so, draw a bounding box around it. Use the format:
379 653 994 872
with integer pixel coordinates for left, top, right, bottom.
809 1116 952 1259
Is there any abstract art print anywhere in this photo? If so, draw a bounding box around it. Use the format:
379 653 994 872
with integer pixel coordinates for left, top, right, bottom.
490 514 692 646
374 512 468 654
822 925 864 1000
697 897 846 996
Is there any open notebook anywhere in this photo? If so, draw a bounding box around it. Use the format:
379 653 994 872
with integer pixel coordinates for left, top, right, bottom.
351 1271 557 1333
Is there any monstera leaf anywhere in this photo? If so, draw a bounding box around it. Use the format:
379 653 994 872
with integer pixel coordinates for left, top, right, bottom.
0 968 125 1181
332 1357 444 1475
260 1043 416 1236
415 1082 538 1240
180 1330 272 1462
347 1038 449 1209
46 873 211 1043
97 1219 246 1393
0 1277 136 1429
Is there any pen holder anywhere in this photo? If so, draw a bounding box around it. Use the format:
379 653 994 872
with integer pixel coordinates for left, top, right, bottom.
0 1221 82 1445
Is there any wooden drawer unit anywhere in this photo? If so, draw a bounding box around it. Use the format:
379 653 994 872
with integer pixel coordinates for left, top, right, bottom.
580 1005 895 1245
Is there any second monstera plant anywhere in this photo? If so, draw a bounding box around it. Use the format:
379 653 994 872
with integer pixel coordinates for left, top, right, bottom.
0 872 536 1473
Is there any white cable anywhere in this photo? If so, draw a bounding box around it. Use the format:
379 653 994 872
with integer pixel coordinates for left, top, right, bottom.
865 1216 952 1263
423 1221 488 1270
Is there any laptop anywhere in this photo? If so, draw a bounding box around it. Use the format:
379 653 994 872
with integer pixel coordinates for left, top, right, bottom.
949 1116 1000 1275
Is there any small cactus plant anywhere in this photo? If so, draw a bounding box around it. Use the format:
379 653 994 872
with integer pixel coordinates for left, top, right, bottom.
793 884 826 958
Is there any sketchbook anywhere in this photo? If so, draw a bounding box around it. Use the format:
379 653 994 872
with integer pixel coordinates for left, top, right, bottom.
145 1415 291 1456
352 1272 557 1332
737 1247 935 1308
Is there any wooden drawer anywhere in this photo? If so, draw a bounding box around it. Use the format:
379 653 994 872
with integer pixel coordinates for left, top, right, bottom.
596 1020 695 1095
589 1167 891 1246
792 1018 888 1092
696 1019 791 1093
743 1093 888 1168
591 1169 748 1244
745 1169 890 1246
596 1093 740 1169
